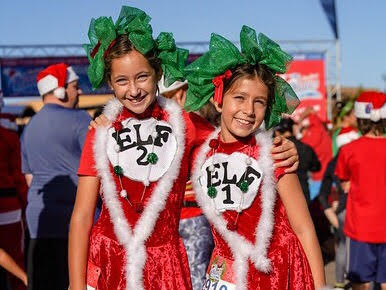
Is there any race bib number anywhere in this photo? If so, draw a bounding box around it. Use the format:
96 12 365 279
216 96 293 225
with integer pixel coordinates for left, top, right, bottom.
199 152 263 212
106 118 177 183
203 254 235 290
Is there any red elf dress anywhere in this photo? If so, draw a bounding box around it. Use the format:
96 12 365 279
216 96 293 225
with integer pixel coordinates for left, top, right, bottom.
78 96 212 290
192 129 314 290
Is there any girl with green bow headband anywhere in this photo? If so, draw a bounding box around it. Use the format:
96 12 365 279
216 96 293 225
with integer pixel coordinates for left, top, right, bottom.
69 6 203 290
188 26 326 289
71 7 301 289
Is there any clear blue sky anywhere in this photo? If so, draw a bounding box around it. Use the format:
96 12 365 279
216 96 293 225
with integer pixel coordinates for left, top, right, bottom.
0 0 385 90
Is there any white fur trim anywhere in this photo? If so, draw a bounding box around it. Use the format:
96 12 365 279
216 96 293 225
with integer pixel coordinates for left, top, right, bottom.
93 96 185 290
158 75 188 94
67 66 79 83
370 109 381 122
37 74 59 96
192 129 276 290
53 87 66 99
336 131 359 148
354 101 383 121
381 104 386 119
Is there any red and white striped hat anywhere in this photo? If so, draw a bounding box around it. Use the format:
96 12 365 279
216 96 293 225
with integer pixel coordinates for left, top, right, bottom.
354 91 386 122
36 63 79 99
336 126 359 149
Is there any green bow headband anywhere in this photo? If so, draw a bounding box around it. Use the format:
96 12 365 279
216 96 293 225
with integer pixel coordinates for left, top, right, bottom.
338 100 354 119
184 25 299 129
83 6 188 90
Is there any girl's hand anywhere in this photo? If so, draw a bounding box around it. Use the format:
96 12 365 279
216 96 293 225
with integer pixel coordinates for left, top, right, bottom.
88 114 111 130
271 136 299 173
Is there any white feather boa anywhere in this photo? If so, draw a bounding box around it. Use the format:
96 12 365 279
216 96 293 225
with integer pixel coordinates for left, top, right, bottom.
93 96 185 290
192 128 277 290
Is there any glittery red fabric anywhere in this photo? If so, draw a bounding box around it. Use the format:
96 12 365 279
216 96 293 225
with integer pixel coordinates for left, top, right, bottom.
207 137 315 289
79 103 214 289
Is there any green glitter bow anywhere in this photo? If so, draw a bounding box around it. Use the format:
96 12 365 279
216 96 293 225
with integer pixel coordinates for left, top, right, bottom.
83 6 188 90
184 33 245 112
338 100 354 119
185 25 300 129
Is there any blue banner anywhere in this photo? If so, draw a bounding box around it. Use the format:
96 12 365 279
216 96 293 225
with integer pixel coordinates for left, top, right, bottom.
319 0 339 39
0 57 110 97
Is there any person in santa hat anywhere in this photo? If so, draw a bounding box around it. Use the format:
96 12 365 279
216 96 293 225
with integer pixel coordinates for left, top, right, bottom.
0 93 28 290
21 63 91 290
335 91 386 290
319 125 359 289
331 99 358 156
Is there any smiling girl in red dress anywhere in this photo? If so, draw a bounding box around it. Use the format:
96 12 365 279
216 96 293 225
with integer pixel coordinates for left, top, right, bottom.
186 26 326 290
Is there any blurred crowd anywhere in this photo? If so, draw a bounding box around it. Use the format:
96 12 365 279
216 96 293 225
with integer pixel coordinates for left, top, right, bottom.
0 63 385 290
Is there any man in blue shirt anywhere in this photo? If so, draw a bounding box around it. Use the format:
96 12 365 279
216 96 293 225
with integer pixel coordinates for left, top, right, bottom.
21 63 91 290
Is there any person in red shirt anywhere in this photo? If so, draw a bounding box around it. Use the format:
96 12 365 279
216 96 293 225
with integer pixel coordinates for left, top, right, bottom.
0 96 28 290
298 108 333 200
335 91 386 290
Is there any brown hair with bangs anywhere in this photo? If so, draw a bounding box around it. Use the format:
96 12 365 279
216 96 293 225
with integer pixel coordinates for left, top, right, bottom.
222 63 276 118
104 34 162 83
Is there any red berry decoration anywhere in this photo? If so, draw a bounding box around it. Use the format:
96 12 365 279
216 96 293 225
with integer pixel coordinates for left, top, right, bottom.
113 121 123 131
153 107 162 120
226 221 237 231
209 139 219 149
134 203 144 214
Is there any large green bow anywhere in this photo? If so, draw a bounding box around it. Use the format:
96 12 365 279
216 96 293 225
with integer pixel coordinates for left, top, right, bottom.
240 25 292 74
156 32 189 87
184 33 246 112
83 16 117 89
185 25 299 129
115 6 155 55
240 26 299 128
84 6 188 90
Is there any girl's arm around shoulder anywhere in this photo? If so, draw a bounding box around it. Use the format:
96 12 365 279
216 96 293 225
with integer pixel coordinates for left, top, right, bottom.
271 136 299 173
277 173 326 289
69 176 100 290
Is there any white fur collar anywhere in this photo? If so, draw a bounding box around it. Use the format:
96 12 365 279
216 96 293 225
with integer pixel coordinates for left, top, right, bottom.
93 96 185 290
192 128 276 290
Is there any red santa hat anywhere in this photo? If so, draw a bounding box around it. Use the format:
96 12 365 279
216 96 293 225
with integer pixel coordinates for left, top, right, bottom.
336 126 359 149
36 63 79 99
354 91 386 122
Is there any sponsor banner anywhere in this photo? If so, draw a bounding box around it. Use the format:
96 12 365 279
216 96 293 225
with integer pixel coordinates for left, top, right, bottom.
0 57 110 97
1 54 327 123
280 56 327 121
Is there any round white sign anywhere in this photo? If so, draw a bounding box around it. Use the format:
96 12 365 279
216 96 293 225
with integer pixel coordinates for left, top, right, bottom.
199 152 263 212
107 118 177 184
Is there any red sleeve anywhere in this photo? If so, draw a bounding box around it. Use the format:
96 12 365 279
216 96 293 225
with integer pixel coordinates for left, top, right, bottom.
188 112 214 146
78 129 98 176
335 148 349 181
274 163 288 181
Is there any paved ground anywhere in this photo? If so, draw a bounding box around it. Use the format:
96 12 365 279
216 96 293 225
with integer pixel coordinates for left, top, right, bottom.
325 261 336 287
